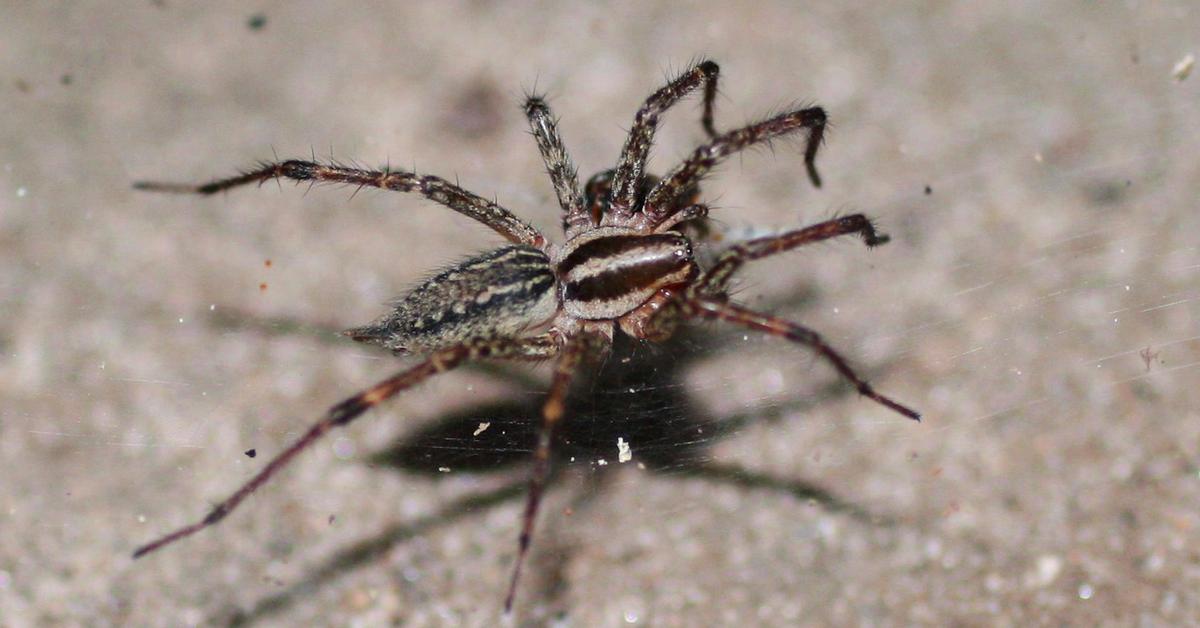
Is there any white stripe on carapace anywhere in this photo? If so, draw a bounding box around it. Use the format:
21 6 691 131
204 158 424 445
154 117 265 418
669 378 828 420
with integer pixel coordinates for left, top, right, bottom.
555 226 696 320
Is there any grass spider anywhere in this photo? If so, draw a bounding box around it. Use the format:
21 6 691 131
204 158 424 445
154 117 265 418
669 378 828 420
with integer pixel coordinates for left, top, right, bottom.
131 59 920 611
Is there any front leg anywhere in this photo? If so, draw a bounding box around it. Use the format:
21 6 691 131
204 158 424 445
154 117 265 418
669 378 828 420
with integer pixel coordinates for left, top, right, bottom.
644 106 827 223
699 214 888 295
524 96 585 233
134 159 545 247
609 60 721 217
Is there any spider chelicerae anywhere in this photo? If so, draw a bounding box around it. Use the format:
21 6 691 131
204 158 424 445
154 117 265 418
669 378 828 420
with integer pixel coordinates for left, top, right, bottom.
132 59 920 611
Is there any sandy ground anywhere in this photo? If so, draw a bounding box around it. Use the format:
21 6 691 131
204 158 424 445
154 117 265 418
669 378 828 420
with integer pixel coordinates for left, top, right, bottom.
2 2 1198 626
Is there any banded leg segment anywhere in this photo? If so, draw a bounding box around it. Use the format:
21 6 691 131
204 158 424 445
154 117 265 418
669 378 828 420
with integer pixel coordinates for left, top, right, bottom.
609 60 720 216
134 159 545 247
651 203 710 233
504 331 601 612
699 214 889 295
131 334 560 560
644 106 827 223
524 97 585 233
685 298 920 421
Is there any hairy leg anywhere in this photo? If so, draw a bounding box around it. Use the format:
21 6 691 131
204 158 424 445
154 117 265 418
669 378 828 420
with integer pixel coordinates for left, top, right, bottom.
609 60 720 217
699 214 889 294
644 106 827 223
651 203 709 233
504 331 603 612
134 159 545 247
685 298 920 421
132 334 560 559
524 96 585 233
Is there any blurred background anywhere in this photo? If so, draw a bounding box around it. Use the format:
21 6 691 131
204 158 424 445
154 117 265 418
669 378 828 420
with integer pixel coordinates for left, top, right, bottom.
2 2 1197 625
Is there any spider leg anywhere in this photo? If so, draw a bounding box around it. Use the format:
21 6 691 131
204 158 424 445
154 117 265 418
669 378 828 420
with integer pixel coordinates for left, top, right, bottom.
134 160 545 247
505 331 602 612
680 213 915 419
131 334 560 560
684 298 920 421
699 214 890 294
651 203 710 233
609 60 720 217
644 105 827 223
523 96 585 234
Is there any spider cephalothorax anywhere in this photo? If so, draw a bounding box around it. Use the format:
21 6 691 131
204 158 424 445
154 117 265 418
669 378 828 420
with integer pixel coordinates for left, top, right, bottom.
132 59 919 612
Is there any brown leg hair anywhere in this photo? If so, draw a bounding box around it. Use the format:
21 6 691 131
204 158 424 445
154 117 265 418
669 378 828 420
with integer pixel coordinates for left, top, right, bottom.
644 106 827 223
699 214 889 294
524 96 586 233
651 203 710 233
685 299 920 421
504 331 601 612
609 60 720 218
680 213 918 421
131 334 560 560
134 159 545 247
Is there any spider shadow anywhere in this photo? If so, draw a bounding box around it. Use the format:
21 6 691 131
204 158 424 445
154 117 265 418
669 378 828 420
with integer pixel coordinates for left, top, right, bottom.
369 330 870 508
214 308 887 625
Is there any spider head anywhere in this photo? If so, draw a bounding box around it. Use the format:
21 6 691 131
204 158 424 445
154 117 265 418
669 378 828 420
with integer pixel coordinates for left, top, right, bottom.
584 169 699 223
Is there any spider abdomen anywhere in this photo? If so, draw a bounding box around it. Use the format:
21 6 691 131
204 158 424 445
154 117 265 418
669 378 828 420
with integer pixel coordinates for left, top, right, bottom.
557 227 696 320
345 245 557 353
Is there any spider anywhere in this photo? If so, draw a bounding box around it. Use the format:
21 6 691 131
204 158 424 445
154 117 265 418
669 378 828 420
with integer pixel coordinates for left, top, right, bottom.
131 59 920 611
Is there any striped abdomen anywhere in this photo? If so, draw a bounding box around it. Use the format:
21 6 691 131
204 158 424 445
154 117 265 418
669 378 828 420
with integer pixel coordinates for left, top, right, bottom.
346 245 557 353
557 227 696 320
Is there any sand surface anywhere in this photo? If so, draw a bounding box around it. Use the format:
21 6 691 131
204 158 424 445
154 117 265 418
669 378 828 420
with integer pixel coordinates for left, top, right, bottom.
2 2 1198 626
